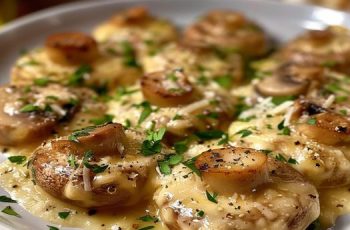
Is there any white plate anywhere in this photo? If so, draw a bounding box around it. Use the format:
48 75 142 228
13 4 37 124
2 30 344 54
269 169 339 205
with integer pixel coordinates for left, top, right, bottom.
0 0 350 229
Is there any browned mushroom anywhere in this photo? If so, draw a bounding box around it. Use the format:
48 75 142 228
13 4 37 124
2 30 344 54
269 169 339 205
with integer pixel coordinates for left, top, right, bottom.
45 32 98 65
141 69 198 107
183 10 270 58
255 63 324 97
31 123 154 208
0 84 79 146
280 26 350 74
195 147 269 194
110 6 151 26
292 100 350 145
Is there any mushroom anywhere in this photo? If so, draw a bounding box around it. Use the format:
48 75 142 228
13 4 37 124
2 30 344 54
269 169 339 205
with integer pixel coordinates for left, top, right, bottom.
291 100 350 145
255 63 324 97
31 123 154 208
280 26 350 74
195 147 269 194
110 6 150 26
45 32 98 65
183 10 270 58
0 84 79 146
141 69 197 107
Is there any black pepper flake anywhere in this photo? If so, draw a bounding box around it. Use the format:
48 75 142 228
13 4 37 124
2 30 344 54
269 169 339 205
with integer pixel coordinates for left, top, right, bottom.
308 194 317 199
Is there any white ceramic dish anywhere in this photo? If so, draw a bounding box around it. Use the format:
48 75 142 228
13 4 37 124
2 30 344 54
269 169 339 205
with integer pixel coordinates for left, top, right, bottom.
0 0 350 229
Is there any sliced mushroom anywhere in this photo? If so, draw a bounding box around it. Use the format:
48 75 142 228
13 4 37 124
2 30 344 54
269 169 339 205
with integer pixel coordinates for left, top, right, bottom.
195 147 269 194
110 6 150 26
255 63 324 97
31 123 154 208
141 69 197 107
280 26 350 74
291 99 350 145
0 84 79 146
45 32 98 65
297 112 350 145
183 10 270 58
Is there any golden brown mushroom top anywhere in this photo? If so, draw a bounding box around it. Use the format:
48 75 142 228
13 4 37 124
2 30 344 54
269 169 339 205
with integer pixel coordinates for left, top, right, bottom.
183 10 270 58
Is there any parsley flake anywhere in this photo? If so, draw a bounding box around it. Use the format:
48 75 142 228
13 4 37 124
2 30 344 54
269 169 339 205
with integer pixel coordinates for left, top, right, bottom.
58 211 70 219
2 206 20 217
206 190 218 204
0 196 16 203
8 156 27 164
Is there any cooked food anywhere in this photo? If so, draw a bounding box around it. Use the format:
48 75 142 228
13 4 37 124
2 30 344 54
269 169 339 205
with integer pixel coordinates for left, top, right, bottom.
45 32 99 66
155 147 319 230
279 26 350 74
93 6 177 58
1 6 350 230
141 43 243 92
31 123 158 208
11 32 142 91
0 84 84 146
183 10 270 58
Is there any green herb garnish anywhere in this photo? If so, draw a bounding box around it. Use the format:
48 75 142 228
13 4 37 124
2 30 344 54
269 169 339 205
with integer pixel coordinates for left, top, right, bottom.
90 114 114 125
206 190 218 204
58 211 70 219
68 64 92 86
0 196 16 203
19 104 40 113
141 128 166 156
2 206 20 217
8 156 27 164
235 129 252 138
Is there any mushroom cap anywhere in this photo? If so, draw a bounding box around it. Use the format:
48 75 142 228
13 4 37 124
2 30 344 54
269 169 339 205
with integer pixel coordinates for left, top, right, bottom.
45 32 98 65
255 64 324 97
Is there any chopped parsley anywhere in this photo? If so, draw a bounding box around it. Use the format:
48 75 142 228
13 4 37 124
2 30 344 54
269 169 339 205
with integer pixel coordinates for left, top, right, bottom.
67 154 78 169
68 64 92 86
138 226 154 230
196 210 205 217
120 41 139 68
8 156 27 164
34 77 50 86
277 120 291 135
2 206 20 217
158 161 171 175
90 114 114 125
158 154 183 175
138 215 159 222
307 118 317 125
47 226 59 230
174 139 189 154
235 129 252 138
271 96 296 105
82 150 109 174
182 156 201 176
172 114 184 120
114 86 139 101
141 128 166 156
213 75 232 89
275 153 298 164
206 190 218 204
136 101 154 124
124 119 132 128
196 112 219 120
58 211 70 219
195 130 225 140
68 126 96 142
218 133 229 145
0 196 16 203
19 104 40 113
